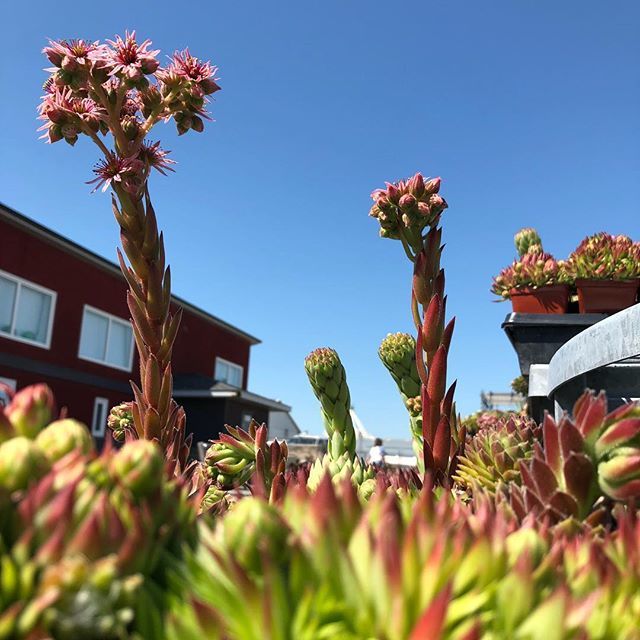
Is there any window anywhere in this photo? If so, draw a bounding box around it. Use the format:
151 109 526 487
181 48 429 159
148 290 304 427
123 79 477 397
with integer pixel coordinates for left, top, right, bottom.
0 270 56 348
214 357 243 388
91 397 109 437
241 412 252 429
0 377 16 408
78 306 134 371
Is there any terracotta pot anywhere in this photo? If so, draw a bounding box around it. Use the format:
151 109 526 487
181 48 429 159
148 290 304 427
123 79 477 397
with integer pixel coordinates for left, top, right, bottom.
575 279 639 314
509 285 569 314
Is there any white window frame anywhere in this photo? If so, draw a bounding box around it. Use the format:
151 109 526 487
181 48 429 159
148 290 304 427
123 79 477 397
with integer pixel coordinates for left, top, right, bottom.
78 304 135 372
91 397 110 437
214 356 244 388
0 269 57 350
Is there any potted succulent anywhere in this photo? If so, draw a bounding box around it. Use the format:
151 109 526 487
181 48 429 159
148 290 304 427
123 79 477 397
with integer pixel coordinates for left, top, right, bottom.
492 228 570 313
564 232 640 313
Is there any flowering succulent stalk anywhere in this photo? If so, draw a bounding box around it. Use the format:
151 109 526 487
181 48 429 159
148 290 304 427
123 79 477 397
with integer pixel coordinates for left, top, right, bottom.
514 227 543 257
370 174 462 483
39 33 221 469
564 232 640 281
204 420 288 504
304 348 356 461
378 332 424 470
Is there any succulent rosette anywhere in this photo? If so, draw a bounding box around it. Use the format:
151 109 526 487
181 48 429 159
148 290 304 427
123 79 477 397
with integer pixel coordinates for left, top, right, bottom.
565 232 640 281
454 415 541 493
492 250 568 299
0 438 200 638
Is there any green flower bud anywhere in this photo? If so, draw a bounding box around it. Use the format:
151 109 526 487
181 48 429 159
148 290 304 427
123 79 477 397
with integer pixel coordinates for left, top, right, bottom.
35 419 94 462
5 384 55 439
0 437 50 492
110 440 164 498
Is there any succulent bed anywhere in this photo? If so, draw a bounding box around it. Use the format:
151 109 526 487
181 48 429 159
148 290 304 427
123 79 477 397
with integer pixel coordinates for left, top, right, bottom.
1 30 640 639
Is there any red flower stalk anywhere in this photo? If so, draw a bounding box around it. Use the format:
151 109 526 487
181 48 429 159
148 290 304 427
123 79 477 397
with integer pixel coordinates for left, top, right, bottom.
371 174 462 484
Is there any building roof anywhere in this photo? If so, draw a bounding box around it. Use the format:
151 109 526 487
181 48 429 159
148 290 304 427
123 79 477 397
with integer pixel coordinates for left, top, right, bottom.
0 202 260 345
173 374 291 412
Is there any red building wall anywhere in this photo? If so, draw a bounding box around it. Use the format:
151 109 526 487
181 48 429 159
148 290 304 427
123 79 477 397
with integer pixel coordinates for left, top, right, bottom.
0 213 253 429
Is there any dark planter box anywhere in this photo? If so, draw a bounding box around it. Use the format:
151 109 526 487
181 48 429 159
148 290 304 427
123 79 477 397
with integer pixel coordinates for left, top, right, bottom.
502 313 607 376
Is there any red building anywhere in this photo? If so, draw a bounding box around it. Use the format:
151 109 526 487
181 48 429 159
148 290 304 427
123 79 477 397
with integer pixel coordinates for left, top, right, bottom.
0 202 290 447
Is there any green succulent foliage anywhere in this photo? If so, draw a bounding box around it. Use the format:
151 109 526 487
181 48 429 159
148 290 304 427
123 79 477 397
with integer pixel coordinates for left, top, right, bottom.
304 348 356 461
378 333 424 470
454 415 541 494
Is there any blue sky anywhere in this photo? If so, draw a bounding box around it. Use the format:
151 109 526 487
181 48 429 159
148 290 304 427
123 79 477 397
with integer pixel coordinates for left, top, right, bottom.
1 1 639 439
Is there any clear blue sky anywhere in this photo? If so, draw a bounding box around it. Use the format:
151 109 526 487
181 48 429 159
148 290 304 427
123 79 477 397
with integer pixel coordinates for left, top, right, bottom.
1 1 639 439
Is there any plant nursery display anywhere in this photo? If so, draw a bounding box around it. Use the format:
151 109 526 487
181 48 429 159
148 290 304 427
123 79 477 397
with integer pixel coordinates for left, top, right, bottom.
565 233 640 313
492 228 570 314
2 29 640 639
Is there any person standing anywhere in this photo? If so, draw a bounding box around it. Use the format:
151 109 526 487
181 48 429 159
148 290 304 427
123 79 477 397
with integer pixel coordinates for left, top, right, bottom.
367 437 386 469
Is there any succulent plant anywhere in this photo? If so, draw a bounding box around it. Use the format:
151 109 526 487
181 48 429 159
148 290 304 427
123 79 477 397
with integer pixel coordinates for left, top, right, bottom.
511 375 528 397
378 332 423 468
565 232 640 281
507 392 640 526
369 173 446 246
0 438 200 638
454 415 541 493
107 402 134 443
204 421 288 504
304 348 356 461
168 474 640 640
492 250 568 299
0 436 51 493
514 227 543 257
35 419 94 463
4 384 56 439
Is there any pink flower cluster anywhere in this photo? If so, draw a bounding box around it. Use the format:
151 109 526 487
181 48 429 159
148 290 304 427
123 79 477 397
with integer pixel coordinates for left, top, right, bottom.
38 32 220 194
369 173 447 240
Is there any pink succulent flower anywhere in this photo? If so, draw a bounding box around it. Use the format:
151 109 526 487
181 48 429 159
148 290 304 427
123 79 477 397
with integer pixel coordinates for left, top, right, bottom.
138 141 176 175
102 31 160 82
88 154 144 193
158 49 220 94
43 39 101 69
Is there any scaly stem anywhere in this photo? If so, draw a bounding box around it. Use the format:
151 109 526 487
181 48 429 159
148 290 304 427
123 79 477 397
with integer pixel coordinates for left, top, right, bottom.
111 183 190 472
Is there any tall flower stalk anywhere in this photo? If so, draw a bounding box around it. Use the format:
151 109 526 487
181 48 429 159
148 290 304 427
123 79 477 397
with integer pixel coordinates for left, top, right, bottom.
370 174 462 483
38 33 220 468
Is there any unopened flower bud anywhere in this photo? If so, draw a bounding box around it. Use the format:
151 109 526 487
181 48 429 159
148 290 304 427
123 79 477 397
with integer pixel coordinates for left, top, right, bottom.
110 440 164 498
140 57 160 75
417 201 431 217
221 498 288 574
5 384 55 438
61 55 78 72
200 78 221 95
121 116 140 141
0 437 50 492
35 419 94 463
399 193 417 209
107 402 133 442
48 125 64 144
424 177 441 194
191 115 204 133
